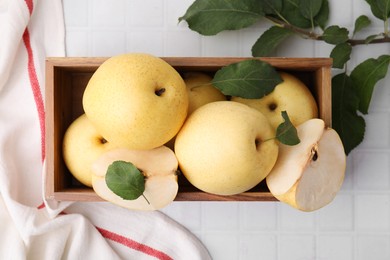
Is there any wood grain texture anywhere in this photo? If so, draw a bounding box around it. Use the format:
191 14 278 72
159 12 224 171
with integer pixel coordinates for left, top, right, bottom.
45 57 332 202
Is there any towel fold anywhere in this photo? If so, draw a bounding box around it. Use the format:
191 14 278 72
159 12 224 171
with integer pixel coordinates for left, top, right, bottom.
0 0 210 259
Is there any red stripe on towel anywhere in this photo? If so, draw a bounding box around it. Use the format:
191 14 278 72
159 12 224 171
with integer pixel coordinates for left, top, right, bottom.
25 0 33 14
22 28 45 163
96 227 173 260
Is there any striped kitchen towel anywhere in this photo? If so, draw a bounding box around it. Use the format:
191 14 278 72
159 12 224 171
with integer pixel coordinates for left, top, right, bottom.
0 0 210 259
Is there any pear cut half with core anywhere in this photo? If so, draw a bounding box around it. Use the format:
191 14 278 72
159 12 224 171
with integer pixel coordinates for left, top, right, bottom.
91 146 179 211
266 118 346 212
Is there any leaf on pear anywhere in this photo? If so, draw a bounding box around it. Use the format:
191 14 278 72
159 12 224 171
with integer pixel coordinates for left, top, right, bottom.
365 0 390 21
353 15 371 36
330 42 352 69
299 0 323 21
350 55 390 114
105 160 146 200
252 26 294 57
331 73 365 154
212 59 283 99
178 0 264 35
276 111 300 146
322 25 349 44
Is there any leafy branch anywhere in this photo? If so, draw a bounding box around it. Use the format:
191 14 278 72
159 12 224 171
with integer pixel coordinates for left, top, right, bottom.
179 0 390 154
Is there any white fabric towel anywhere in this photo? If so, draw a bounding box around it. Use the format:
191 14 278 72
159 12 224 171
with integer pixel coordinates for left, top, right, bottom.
0 0 211 259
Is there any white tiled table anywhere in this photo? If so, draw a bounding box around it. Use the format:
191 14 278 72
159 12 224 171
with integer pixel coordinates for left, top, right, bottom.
63 0 390 259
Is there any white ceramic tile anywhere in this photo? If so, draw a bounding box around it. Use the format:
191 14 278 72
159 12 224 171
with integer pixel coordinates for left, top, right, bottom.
63 0 88 27
356 235 390 260
91 31 126 56
355 194 390 231
202 232 239 260
239 202 277 231
328 0 354 27
369 75 390 111
354 151 390 190
160 202 202 232
359 113 390 148
165 0 194 28
164 30 201 56
279 203 316 231
341 155 354 191
127 31 164 56
201 202 239 230
127 0 164 27
278 235 316 260
351 43 390 67
318 194 354 231
202 31 240 57
238 29 265 57
65 30 89 56
318 235 353 260
91 0 125 27
240 234 276 260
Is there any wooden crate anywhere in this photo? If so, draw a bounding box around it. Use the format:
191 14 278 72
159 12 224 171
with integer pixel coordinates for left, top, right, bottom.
45 57 332 202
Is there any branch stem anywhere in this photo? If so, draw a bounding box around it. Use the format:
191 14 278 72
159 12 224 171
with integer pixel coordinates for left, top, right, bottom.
266 16 390 46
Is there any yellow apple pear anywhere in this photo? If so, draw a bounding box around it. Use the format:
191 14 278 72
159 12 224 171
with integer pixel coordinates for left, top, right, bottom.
82 53 189 150
62 114 117 187
175 101 279 196
232 72 318 129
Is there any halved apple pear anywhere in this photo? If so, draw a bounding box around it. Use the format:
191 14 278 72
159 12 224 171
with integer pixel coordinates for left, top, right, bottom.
266 118 346 212
91 146 179 211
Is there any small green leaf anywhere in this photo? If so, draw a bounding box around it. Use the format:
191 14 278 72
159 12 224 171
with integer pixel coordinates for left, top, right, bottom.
299 0 323 21
350 55 390 114
365 0 390 21
365 33 381 43
353 15 371 35
178 0 264 35
252 26 294 57
105 161 146 200
313 0 329 29
330 43 352 69
212 59 283 98
322 25 349 44
331 73 365 154
276 111 300 146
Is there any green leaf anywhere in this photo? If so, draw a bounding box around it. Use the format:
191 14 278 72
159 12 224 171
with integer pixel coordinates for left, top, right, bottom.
259 0 283 16
313 0 329 29
299 0 323 21
332 73 365 155
280 0 311 28
330 43 352 69
365 33 381 43
105 161 146 200
353 15 371 36
178 0 264 35
276 111 300 145
365 0 390 21
212 59 283 98
322 25 349 44
350 55 390 114
252 26 294 57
